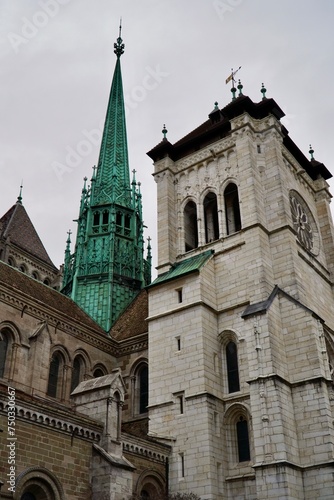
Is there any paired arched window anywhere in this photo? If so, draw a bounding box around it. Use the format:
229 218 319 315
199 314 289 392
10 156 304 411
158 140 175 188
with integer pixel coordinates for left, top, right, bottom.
204 192 219 243
226 341 240 393
93 210 110 233
183 183 241 252
224 183 241 235
184 201 198 252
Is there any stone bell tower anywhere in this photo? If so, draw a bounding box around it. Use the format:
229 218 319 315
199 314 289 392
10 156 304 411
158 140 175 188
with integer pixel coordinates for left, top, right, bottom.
147 80 334 499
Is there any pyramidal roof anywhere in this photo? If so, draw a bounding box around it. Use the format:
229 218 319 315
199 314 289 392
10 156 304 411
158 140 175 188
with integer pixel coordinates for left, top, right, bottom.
0 201 57 269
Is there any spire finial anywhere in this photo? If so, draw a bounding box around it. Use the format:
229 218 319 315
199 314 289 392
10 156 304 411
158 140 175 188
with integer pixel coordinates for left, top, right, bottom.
237 79 243 96
261 83 267 100
132 168 137 185
114 19 124 58
162 124 168 141
309 144 315 160
17 181 23 204
91 165 96 182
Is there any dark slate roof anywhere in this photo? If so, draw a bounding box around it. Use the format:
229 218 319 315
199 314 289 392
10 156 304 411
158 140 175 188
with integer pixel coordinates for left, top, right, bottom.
149 250 214 288
0 202 57 269
241 285 323 321
109 289 148 340
147 94 331 181
0 261 106 334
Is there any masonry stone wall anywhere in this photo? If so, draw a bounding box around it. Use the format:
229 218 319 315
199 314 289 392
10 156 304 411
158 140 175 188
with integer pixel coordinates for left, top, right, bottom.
150 105 334 499
0 410 97 499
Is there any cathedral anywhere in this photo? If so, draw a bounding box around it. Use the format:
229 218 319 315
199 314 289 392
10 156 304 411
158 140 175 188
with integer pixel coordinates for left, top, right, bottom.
1 29 334 500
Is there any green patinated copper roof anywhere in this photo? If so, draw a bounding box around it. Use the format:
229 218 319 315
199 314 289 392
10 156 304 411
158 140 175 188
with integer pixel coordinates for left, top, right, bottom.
93 31 130 206
149 250 214 287
61 29 151 333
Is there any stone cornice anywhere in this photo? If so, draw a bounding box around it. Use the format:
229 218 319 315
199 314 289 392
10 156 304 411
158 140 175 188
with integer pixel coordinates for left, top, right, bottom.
117 332 148 356
122 433 171 464
0 391 102 442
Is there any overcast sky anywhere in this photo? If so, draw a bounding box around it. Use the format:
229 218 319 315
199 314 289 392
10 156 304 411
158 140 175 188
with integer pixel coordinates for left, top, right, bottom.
1 0 334 276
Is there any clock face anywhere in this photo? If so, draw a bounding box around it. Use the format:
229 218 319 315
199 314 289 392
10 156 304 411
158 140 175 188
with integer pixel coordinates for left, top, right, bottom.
290 194 314 252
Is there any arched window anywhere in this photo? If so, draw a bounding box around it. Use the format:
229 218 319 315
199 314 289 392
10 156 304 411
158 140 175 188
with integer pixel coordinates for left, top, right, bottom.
226 341 240 393
0 331 9 378
21 493 37 500
237 416 251 462
31 271 39 280
93 211 100 226
114 391 122 440
184 201 198 252
124 213 131 236
102 210 109 226
47 353 63 398
224 183 241 235
71 357 82 393
93 368 105 378
116 211 123 233
8 257 15 267
139 364 149 414
204 192 219 243
43 278 50 286
19 264 27 273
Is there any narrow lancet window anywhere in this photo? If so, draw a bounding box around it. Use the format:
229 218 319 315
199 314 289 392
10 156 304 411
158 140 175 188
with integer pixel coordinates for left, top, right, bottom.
204 192 219 243
184 201 198 252
0 332 9 378
226 341 240 393
224 183 241 235
47 354 61 398
237 416 251 462
139 365 149 414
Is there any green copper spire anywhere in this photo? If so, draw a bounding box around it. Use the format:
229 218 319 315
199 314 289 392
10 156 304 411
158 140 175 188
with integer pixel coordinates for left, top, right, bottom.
62 28 151 332
91 22 129 207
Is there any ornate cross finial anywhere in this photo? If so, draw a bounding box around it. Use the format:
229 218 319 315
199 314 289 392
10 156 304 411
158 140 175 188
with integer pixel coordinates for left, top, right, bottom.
114 19 124 58
309 144 315 160
162 124 168 140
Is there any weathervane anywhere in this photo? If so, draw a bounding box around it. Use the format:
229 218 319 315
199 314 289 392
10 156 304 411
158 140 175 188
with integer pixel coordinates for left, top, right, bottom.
225 66 242 87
